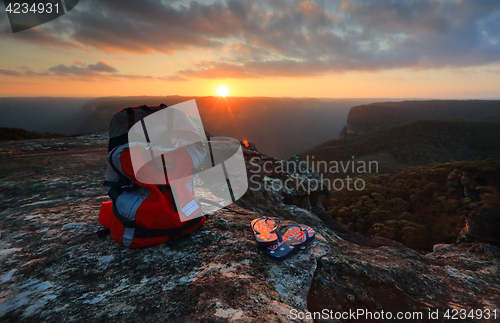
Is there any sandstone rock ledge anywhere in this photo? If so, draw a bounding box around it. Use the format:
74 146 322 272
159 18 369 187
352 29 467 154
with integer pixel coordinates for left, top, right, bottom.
0 133 498 322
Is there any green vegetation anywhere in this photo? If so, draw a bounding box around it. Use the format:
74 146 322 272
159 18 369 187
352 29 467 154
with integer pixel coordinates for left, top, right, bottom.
0 127 66 141
299 119 500 176
325 160 500 251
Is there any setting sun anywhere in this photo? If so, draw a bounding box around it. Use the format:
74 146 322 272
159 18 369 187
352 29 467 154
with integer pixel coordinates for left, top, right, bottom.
216 85 230 97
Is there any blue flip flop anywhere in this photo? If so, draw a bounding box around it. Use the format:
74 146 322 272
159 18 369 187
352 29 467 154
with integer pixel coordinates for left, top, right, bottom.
266 224 315 260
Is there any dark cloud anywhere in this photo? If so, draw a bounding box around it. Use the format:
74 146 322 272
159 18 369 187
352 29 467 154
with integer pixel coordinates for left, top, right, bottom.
3 0 500 78
0 69 23 77
0 67 47 77
169 0 500 78
0 21 80 49
64 0 238 53
0 62 154 81
87 61 118 73
48 64 97 76
46 62 154 80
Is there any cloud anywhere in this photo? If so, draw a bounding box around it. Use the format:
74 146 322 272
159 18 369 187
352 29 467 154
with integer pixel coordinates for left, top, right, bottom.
87 61 118 73
0 69 23 77
158 75 189 82
0 22 81 49
172 59 336 79
3 0 500 78
46 62 156 80
0 67 48 77
117 74 154 80
48 64 97 76
47 61 119 77
169 0 500 78
0 61 155 81
63 0 237 54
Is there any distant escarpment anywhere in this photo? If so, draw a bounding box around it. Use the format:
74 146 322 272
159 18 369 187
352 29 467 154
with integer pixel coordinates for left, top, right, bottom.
339 100 500 138
301 119 500 175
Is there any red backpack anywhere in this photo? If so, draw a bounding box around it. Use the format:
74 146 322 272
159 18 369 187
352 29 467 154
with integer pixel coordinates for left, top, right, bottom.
98 105 206 248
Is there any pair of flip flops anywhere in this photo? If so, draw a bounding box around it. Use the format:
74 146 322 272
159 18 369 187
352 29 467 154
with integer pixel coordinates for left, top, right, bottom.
251 217 315 260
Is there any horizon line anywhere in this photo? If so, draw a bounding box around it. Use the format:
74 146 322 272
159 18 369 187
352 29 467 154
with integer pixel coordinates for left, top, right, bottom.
1 95 500 101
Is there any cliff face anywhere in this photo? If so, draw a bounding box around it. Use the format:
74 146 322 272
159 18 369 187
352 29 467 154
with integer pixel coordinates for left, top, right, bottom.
0 133 499 322
339 100 500 138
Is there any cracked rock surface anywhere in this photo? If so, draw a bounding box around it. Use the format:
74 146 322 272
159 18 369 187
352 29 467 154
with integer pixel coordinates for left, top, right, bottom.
0 133 499 322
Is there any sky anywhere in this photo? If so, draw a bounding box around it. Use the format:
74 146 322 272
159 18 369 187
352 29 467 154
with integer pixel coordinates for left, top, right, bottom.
0 0 499 98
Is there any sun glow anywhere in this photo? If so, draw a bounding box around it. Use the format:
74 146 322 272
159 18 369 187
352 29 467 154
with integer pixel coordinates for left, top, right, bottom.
216 85 230 97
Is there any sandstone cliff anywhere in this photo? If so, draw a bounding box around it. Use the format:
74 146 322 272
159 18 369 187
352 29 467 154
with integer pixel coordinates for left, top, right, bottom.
339 100 500 138
0 133 499 322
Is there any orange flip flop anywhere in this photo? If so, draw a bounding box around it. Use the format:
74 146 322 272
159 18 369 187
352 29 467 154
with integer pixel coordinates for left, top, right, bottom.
251 216 281 246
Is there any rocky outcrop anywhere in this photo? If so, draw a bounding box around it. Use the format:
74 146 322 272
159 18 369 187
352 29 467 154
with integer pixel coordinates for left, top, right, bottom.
0 133 499 322
309 242 500 321
339 100 500 138
448 168 500 246
238 142 330 212
338 125 348 139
